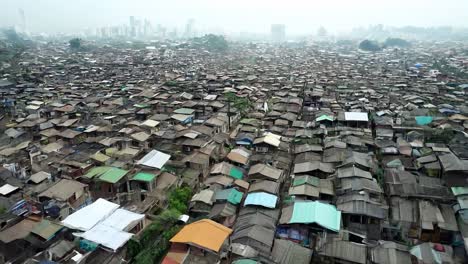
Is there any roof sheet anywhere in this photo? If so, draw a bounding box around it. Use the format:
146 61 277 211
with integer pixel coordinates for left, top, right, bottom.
0 219 37 243
99 208 145 231
344 112 369 122
31 220 63 241
170 219 232 252
99 167 129 184
287 201 341 232
132 172 157 182
137 149 171 169
230 167 244 179
39 179 87 201
84 166 112 179
272 238 313 264
244 192 278 209
81 223 133 252
61 198 119 231
29 171 51 184
215 188 244 205
0 183 19 195
415 116 433 125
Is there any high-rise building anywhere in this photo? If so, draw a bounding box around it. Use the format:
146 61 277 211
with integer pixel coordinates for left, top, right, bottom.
185 19 195 38
271 24 286 42
18 8 26 32
129 16 136 37
143 19 152 37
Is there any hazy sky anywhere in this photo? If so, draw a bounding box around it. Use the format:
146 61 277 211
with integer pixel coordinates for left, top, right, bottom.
1 0 467 34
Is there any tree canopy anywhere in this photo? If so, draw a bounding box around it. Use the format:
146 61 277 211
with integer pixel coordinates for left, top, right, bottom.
192 34 229 52
384 38 411 48
69 38 82 50
359 39 382 52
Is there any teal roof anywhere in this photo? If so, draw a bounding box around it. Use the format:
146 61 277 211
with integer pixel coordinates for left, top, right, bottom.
132 172 157 182
232 260 258 264
99 167 129 183
415 116 433 125
229 167 243 179
316 114 334 122
215 188 243 205
452 187 468 196
289 201 341 232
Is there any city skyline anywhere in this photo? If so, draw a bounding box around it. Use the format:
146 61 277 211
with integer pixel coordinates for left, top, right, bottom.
1 0 468 35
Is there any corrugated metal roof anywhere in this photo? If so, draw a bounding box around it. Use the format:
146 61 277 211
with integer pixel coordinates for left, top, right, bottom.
137 149 171 169
320 239 367 264
170 219 232 252
281 201 341 232
344 112 369 122
244 192 278 209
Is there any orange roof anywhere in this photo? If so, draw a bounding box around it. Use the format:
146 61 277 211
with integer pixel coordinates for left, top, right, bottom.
170 219 232 252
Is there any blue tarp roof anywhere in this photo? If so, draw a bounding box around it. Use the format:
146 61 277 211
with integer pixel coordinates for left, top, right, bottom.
244 192 278 209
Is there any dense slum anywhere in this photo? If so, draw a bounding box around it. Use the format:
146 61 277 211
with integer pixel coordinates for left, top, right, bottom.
0 39 467 264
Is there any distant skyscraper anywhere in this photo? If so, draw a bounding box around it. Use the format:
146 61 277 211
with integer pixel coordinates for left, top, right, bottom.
317 26 327 37
129 16 136 37
143 19 152 37
18 8 26 32
185 19 195 38
271 24 286 42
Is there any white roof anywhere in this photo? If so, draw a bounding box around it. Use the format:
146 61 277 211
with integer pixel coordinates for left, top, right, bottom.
204 94 217 100
264 132 281 147
81 223 133 251
84 125 100 133
100 209 144 232
344 112 369 122
26 105 41 110
29 171 51 184
29 100 44 106
137 149 171 169
0 184 19 196
140 119 160 128
61 198 119 231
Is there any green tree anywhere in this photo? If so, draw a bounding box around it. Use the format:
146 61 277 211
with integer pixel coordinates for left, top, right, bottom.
69 38 82 50
225 92 253 116
193 34 229 52
128 187 193 262
383 38 411 48
359 39 382 52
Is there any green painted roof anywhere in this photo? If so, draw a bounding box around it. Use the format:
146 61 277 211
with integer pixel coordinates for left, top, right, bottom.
215 188 243 205
174 108 195 115
229 167 243 179
452 187 468 196
132 172 156 182
316 114 334 122
293 175 320 187
84 166 112 179
289 201 341 232
98 167 129 183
